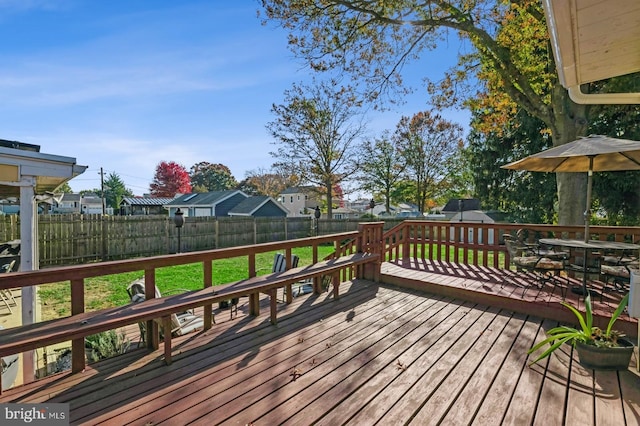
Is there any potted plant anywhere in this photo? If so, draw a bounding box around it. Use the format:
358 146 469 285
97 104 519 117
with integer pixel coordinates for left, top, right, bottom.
528 293 633 370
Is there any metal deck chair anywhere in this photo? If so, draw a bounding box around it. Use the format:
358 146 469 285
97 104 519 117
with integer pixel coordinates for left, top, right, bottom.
0 260 17 313
504 235 567 298
127 278 206 346
276 253 308 301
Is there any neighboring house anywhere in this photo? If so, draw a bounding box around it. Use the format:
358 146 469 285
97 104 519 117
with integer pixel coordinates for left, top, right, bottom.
442 198 481 214
120 197 174 215
80 195 106 215
52 193 81 214
0 199 20 215
350 198 373 212
351 199 389 216
441 198 508 244
277 187 320 217
166 190 287 218
331 207 361 220
395 202 421 215
448 210 499 223
50 194 113 215
228 196 288 218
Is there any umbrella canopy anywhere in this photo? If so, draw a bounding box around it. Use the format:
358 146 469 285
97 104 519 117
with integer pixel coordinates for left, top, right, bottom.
502 135 640 242
502 135 640 172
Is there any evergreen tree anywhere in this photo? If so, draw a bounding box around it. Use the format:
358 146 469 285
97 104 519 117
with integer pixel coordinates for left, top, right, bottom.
103 172 133 212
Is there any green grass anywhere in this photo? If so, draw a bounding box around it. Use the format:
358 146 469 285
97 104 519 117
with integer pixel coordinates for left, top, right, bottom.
392 244 506 266
39 246 336 321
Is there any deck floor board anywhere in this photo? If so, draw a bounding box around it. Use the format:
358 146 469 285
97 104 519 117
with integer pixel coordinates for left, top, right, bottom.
1 260 639 425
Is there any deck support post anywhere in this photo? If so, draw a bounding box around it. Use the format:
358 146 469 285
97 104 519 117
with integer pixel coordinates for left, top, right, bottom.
203 261 213 330
249 293 260 316
71 278 86 374
269 289 277 324
163 316 172 365
285 284 293 304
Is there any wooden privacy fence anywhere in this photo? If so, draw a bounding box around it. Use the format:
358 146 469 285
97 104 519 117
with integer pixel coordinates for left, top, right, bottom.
0 215 403 267
35 215 318 266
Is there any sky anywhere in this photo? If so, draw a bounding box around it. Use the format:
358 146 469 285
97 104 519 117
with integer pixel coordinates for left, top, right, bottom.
0 0 470 197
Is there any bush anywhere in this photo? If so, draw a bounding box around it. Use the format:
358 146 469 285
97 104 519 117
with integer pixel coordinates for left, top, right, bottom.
85 330 130 362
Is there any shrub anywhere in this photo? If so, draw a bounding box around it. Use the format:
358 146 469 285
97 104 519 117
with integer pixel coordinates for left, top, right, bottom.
85 330 130 362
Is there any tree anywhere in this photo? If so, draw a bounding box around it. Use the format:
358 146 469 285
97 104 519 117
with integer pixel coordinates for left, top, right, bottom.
468 108 557 224
260 0 597 225
103 172 133 212
356 132 406 214
238 167 294 197
55 182 73 193
394 110 463 212
267 79 366 218
437 145 474 204
150 161 191 197
189 162 237 192
191 184 208 193
333 183 344 208
588 101 640 225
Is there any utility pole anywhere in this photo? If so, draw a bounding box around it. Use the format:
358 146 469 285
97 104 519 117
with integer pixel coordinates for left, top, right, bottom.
100 167 107 261
100 167 106 215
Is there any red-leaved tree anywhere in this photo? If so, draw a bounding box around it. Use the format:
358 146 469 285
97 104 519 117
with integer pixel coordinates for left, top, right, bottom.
149 161 192 197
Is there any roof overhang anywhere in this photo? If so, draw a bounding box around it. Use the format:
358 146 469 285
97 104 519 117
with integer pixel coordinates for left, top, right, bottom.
542 0 640 104
0 146 87 197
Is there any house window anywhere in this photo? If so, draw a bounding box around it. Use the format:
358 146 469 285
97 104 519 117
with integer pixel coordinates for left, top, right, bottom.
297 195 300 200
290 196 293 203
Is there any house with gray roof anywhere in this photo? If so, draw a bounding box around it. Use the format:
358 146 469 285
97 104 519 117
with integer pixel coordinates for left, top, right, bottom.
228 195 288 217
120 196 175 215
52 193 81 214
165 190 287 218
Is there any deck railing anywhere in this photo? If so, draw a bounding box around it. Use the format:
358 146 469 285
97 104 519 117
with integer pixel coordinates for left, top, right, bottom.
1 219 638 387
383 220 640 269
0 225 385 386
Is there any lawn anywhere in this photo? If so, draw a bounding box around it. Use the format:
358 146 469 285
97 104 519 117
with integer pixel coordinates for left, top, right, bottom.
39 245 336 321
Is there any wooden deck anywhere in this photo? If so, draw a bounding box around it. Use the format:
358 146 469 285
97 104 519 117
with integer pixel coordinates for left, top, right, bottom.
382 259 638 338
1 261 640 425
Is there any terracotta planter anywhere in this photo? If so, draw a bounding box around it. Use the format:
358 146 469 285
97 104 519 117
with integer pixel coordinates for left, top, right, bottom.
575 339 634 370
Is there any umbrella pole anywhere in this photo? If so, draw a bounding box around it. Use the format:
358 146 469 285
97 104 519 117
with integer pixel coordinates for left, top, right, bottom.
583 158 594 243
582 157 594 295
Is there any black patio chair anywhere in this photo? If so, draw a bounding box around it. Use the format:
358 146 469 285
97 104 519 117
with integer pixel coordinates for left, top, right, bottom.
504 235 567 299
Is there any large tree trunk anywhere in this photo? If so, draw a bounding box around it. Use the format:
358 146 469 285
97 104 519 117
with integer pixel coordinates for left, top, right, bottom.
325 184 333 219
550 85 590 226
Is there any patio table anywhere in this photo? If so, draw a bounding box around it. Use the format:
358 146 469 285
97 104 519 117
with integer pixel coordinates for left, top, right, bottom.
538 238 640 296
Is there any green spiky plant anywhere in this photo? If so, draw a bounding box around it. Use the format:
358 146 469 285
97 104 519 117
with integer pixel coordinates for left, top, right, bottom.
528 293 629 365
85 330 130 362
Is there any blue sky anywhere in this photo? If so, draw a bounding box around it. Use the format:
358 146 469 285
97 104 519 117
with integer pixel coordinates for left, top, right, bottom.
0 0 470 196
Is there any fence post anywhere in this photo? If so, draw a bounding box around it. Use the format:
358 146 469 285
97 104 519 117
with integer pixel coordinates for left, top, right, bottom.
214 219 219 249
101 215 107 261
284 217 288 240
253 219 257 245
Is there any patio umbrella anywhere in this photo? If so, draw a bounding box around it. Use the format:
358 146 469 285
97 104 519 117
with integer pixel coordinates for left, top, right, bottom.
502 134 640 242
